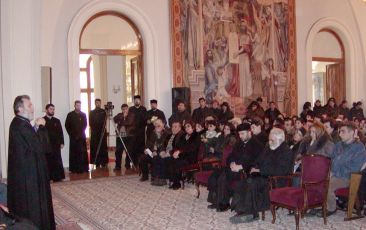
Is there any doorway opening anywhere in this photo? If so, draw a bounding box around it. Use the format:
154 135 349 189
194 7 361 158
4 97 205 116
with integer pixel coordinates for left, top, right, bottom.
311 29 345 105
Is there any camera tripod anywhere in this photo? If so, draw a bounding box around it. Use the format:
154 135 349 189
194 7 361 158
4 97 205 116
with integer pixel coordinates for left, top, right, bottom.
92 105 136 171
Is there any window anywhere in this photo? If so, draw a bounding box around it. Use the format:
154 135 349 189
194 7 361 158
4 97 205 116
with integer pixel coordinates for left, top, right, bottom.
79 54 95 137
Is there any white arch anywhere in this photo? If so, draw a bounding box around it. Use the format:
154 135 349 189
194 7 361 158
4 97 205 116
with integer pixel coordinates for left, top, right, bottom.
303 17 358 106
67 0 160 108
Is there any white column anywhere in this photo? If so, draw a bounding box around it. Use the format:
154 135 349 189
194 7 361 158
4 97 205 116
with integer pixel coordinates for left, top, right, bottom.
0 0 41 178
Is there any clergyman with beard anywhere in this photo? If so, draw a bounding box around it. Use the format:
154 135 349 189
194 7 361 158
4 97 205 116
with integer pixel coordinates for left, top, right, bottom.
229 128 293 224
43 103 65 182
8 95 56 229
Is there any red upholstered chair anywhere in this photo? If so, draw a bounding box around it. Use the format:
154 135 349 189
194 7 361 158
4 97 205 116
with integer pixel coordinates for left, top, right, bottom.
269 154 331 230
194 145 233 198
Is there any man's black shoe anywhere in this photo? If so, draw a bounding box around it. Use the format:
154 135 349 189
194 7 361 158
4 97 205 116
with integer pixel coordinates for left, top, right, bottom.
207 204 216 209
216 204 230 212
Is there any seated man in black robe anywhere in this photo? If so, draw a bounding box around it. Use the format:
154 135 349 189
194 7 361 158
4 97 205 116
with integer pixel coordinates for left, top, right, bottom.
230 127 293 224
207 123 264 212
8 95 55 229
43 103 65 182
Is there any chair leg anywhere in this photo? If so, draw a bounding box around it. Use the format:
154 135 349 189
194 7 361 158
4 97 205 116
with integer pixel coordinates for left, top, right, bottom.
270 204 276 224
295 209 300 230
322 204 327 225
261 210 265 221
195 182 200 198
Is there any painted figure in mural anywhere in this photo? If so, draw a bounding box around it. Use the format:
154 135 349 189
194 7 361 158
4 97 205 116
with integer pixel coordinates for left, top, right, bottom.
215 65 231 101
227 22 240 97
262 58 277 102
204 49 218 104
234 20 252 98
274 2 289 72
182 0 201 84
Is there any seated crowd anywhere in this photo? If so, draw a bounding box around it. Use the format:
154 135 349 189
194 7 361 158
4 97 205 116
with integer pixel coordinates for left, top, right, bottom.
134 96 366 224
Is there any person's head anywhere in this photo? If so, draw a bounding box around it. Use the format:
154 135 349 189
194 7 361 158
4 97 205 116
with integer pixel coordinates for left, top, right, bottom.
264 116 271 124
256 97 263 105
206 49 214 63
251 119 263 135
45 103 55 116
314 100 321 107
212 100 219 109
221 102 230 112
314 115 322 123
250 101 259 111
171 121 182 135
356 101 363 109
184 121 195 135
309 122 326 141
269 101 276 110
323 119 337 136
13 95 34 120
293 128 306 143
150 99 158 110
353 117 360 127
95 99 101 108
237 123 252 142
121 104 129 114
327 98 336 107
74 100 81 111
223 122 235 136
133 95 141 106
303 102 311 111
153 119 164 133
341 100 348 108
273 118 284 129
206 120 217 132
198 98 206 108
339 122 357 144
195 122 204 133
284 118 293 133
295 118 304 130
269 128 285 150
177 102 186 112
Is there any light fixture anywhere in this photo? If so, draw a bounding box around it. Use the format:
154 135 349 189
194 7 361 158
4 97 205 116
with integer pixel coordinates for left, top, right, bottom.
112 85 121 94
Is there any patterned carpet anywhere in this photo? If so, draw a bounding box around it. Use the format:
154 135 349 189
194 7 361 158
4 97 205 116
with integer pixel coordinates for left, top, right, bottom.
52 175 366 230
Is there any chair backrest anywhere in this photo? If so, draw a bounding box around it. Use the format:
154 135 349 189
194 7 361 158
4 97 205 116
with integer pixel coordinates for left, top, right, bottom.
221 145 233 167
301 154 331 184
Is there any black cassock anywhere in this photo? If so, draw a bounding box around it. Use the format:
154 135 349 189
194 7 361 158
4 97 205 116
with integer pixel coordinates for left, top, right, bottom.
129 106 147 157
8 115 55 229
44 115 65 181
65 110 89 173
89 108 108 166
230 142 293 215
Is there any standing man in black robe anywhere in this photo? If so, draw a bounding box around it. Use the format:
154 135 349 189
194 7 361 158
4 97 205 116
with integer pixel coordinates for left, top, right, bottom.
129 95 147 169
230 128 293 224
168 101 192 127
192 97 212 124
8 95 55 229
146 99 166 140
89 98 108 168
43 103 65 182
65 100 89 173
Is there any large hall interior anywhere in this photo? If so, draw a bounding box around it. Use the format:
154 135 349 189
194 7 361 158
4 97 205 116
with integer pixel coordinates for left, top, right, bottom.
0 0 366 229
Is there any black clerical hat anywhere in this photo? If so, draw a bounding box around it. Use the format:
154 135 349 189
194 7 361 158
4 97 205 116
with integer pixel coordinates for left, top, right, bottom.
237 122 251 132
134 95 141 100
150 99 157 104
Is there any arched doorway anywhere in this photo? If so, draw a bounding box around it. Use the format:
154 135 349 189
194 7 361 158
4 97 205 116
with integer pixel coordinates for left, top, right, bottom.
78 11 143 137
311 29 345 105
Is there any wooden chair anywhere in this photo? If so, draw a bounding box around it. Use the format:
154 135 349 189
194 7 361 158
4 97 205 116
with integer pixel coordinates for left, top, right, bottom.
334 163 366 221
194 146 233 198
268 154 331 230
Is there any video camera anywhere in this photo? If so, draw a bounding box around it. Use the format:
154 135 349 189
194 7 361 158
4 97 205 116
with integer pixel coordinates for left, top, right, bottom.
104 101 114 117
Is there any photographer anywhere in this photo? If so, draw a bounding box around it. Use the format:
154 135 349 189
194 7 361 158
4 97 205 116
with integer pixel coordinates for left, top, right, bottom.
113 104 136 170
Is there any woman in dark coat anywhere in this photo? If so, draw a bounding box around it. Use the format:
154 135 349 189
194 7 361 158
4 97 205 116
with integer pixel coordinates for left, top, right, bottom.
168 121 201 189
218 102 234 123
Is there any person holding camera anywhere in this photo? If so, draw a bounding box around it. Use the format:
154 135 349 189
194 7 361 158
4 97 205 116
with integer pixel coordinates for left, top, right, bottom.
113 104 136 170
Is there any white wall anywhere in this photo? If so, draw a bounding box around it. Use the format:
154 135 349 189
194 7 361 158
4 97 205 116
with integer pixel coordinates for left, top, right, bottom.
312 31 342 58
296 0 366 112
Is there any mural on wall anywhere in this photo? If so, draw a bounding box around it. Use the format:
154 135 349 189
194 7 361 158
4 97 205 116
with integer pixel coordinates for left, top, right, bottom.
172 0 297 116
